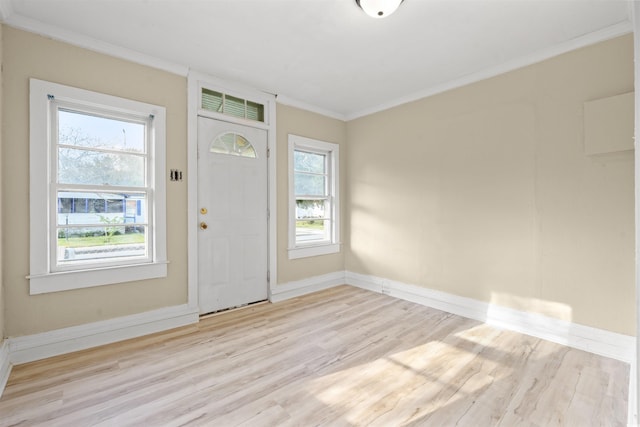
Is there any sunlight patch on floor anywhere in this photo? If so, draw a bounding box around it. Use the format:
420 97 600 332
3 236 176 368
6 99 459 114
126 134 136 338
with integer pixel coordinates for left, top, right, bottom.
306 338 511 425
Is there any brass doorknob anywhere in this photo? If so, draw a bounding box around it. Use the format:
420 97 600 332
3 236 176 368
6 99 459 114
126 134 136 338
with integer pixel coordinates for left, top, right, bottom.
200 222 208 230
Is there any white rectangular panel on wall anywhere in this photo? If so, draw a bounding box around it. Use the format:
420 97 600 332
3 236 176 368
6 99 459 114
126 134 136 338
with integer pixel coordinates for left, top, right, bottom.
584 91 634 155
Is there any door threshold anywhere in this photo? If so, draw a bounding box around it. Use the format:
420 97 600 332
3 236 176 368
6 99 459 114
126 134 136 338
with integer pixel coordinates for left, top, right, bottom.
199 299 269 320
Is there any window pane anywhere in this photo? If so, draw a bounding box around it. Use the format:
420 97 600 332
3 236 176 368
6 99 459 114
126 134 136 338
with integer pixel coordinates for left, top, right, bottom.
246 101 265 122
57 192 146 226
296 219 330 243
294 173 326 196
201 88 223 113
210 132 257 158
57 225 147 264
59 109 145 153
296 199 327 220
58 147 145 186
294 150 325 174
224 95 245 119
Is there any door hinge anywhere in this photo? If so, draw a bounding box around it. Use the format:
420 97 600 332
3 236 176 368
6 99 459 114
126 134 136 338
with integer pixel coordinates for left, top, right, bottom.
267 270 271 284
267 148 270 158
267 209 270 221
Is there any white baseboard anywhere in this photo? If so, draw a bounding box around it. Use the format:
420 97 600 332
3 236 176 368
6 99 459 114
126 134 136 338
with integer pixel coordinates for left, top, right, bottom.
8 304 199 365
345 271 635 363
270 271 345 303
0 340 11 399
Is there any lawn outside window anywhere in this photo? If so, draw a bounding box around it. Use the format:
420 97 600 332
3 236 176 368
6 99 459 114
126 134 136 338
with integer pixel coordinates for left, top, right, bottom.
28 79 167 294
288 134 340 259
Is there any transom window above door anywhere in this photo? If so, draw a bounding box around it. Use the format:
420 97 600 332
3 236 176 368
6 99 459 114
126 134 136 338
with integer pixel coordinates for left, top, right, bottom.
201 88 265 123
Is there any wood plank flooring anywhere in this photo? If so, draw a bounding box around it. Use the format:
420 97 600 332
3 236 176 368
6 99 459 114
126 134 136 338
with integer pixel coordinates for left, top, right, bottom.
0 285 629 426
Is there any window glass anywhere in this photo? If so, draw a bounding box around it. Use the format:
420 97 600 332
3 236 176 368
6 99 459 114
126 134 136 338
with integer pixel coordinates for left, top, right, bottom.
59 109 145 152
55 190 148 266
294 173 326 196
295 199 326 219
224 95 246 119
57 226 147 264
294 150 327 196
294 150 325 174
201 88 223 113
210 132 257 158
200 88 265 123
246 101 265 122
58 110 146 187
58 148 145 186
295 199 330 243
55 106 150 268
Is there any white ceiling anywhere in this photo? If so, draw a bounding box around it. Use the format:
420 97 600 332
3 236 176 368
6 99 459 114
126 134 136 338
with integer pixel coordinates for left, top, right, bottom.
0 0 633 120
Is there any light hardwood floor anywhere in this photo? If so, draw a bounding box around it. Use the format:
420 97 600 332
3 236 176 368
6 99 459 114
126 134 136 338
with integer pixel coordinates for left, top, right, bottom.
0 285 629 426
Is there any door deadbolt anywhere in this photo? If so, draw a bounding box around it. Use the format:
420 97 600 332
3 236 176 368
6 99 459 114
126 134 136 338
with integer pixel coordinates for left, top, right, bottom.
200 207 208 215
200 222 208 230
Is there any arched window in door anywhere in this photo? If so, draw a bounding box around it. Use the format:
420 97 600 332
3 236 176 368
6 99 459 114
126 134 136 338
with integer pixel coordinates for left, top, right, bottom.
210 132 257 158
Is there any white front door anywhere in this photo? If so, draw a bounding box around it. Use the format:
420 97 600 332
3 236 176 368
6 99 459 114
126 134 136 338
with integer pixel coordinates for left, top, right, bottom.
197 116 268 314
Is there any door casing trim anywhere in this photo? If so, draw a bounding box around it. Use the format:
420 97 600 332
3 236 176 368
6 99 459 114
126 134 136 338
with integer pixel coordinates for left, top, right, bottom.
187 71 277 312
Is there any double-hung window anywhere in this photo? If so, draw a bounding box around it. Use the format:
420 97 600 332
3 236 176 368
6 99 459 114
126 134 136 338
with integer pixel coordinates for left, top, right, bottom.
288 134 340 259
29 79 167 294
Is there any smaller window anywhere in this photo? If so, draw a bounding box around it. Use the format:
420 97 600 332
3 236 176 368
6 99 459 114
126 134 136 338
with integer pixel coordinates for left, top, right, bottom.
288 134 340 259
201 88 265 122
210 132 257 158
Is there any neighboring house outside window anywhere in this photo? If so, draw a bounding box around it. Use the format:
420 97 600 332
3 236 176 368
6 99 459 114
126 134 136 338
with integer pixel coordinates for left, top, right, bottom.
28 79 167 294
288 134 340 259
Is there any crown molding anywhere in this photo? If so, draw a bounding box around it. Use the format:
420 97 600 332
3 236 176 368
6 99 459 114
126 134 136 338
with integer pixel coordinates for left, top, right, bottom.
346 20 634 121
2 12 189 77
276 94 347 122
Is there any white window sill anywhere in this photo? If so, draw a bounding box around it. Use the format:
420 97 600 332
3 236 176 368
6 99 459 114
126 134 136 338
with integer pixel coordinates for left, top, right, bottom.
28 261 168 295
288 243 341 260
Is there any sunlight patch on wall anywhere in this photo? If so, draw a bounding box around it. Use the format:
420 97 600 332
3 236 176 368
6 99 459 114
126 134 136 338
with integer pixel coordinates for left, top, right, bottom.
490 292 573 322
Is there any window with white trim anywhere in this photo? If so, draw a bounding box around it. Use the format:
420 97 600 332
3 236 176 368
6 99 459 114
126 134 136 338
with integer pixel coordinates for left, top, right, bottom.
288 134 340 259
29 79 167 294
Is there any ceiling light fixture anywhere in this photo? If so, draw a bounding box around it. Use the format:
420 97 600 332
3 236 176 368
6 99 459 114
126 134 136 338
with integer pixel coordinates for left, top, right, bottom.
356 0 403 18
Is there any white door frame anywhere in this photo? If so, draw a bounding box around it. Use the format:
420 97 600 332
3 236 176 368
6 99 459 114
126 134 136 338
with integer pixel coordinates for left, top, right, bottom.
633 2 640 424
186 71 277 313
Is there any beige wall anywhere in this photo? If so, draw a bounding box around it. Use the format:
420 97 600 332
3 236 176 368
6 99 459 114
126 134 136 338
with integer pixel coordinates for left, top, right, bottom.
346 35 635 335
276 104 347 284
2 27 188 337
